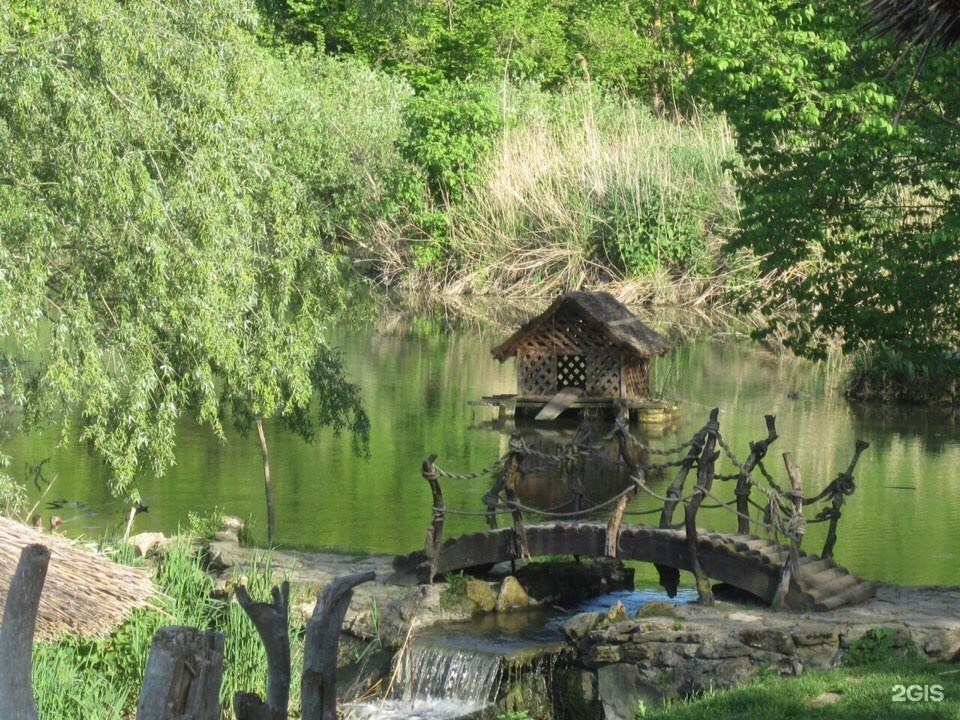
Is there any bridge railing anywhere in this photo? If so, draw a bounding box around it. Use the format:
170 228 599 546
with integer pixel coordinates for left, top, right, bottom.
419 409 870 608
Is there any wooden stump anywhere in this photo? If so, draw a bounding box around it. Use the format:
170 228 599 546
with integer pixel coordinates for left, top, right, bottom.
0 543 50 720
135 625 225 720
301 571 375 720
233 582 291 720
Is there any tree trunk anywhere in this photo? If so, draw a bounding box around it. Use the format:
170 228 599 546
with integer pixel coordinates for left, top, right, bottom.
301 571 375 720
0 543 50 720
135 626 225 720
256 419 275 543
234 582 291 720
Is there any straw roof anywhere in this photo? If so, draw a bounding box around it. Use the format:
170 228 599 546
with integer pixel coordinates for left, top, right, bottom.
0 517 155 640
862 0 960 49
491 290 672 361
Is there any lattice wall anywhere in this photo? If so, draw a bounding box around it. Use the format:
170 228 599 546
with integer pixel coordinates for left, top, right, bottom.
516 311 625 398
623 360 649 398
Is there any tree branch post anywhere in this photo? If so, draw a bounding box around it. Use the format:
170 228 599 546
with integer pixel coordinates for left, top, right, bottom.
735 415 779 534
0 543 50 720
684 408 720 605
820 440 869 560
301 570 376 720
503 450 529 560
606 421 645 557
234 582 291 720
421 454 444 582
773 452 806 609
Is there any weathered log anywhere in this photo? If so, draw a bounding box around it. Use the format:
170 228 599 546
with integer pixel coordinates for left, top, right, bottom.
773 452 805 609
684 408 720 604
820 440 869 560
734 415 779 534
606 423 646 557
234 582 291 720
0 544 50 720
421 455 443 581
656 416 711 596
135 626 225 720
503 453 529 560
301 570 376 720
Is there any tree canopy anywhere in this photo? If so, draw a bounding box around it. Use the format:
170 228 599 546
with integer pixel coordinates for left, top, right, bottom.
0 0 416 493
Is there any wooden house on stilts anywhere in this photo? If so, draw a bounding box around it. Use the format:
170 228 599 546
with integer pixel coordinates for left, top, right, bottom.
477 291 677 422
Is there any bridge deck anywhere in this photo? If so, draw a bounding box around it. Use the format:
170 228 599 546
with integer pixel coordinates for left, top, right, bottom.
391 522 876 611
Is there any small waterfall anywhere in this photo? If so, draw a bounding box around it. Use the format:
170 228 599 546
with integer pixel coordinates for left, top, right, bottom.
347 641 503 720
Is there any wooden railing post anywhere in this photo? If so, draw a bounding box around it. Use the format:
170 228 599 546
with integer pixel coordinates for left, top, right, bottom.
606 421 646 557
684 408 720 605
422 454 444 582
820 440 869 560
656 415 711 596
773 452 806 609
735 415 779 534
503 450 529 560
0 543 50 720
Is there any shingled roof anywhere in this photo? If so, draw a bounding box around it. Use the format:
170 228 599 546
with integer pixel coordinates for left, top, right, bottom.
491 291 672 361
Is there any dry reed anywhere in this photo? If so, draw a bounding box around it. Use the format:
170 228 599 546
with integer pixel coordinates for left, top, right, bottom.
0 516 155 639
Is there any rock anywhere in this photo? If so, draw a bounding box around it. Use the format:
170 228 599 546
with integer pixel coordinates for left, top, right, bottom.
588 645 622 665
739 628 796 655
636 601 680 619
463 578 496 613
604 601 628 625
128 532 166 557
556 668 602 720
212 530 238 544
697 637 751 659
221 515 245 533
563 612 602 641
792 626 839 647
496 576 531 612
597 664 668 720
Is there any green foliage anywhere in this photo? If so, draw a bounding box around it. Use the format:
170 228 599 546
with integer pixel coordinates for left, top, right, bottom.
0 0 419 494
499 712 535 720
440 570 469 609
187 508 226 540
676 0 960 363
846 349 960 404
843 627 916 666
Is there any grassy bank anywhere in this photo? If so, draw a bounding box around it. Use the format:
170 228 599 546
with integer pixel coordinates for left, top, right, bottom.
638 657 960 720
368 84 746 305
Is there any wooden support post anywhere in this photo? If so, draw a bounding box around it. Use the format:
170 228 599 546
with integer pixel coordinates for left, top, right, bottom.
684 408 720 605
0 543 50 720
820 440 869 560
421 454 444 581
735 415 779 534
773 452 806 609
655 416 711 596
606 422 645 557
504 452 529 560
135 626 225 720
234 582 291 720
301 571 376 720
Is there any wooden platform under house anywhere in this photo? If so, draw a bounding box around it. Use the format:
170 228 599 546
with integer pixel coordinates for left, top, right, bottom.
473 291 678 423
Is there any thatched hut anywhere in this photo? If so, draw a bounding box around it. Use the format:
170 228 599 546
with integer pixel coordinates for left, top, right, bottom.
483 291 673 421
0 517 155 639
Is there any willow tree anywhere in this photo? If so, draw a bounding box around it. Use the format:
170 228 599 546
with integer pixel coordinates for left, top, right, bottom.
0 0 407 536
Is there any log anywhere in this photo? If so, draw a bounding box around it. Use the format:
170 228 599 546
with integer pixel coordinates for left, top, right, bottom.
421 455 443 581
234 582 291 720
0 544 50 720
606 424 646 557
135 626 225 720
504 453 529 560
301 570 376 720
684 409 720 604
773 452 805 609
734 415 779 534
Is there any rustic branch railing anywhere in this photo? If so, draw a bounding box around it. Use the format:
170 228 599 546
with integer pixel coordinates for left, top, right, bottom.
419 409 870 604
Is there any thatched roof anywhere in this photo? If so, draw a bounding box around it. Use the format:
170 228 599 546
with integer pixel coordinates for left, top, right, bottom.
491 291 672 361
0 517 155 639
862 0 960 49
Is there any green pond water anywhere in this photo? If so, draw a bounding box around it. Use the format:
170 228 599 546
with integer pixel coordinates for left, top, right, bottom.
4 318 960 586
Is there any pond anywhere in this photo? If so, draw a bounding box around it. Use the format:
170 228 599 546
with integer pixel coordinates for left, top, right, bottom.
4 314 960 586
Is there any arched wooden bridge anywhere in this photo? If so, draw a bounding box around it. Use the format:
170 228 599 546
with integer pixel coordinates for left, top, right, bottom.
392 409 878 612
391 521 876 611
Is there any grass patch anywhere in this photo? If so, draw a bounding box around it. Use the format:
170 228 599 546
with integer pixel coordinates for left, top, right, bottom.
637 657 960 720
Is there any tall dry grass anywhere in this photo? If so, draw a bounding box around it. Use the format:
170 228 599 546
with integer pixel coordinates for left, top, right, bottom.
372 85 748 306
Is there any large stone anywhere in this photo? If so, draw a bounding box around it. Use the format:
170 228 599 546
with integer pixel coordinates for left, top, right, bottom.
463 578 497 613
697 637 752 659
604 601 628 625
597 664 667 720
496 576 531 612
562 612 602 641
739 628 796 655
128 532 166 557
792 626 839 647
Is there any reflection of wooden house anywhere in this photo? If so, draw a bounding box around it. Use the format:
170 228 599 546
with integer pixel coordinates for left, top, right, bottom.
476 291 676 422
